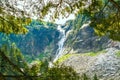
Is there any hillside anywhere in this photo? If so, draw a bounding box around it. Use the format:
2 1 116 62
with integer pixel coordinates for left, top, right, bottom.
0 21 59 57
59 48 120 80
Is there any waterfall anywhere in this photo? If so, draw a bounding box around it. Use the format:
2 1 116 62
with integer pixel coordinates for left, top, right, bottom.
53 21 91 63
53 25 66 62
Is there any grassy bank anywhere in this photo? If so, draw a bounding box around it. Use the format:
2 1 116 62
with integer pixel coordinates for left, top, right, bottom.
56 50 106 63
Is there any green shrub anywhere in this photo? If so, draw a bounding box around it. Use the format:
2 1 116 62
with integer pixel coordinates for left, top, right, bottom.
116 51 120 57
56 54 73 63
41 65 80 80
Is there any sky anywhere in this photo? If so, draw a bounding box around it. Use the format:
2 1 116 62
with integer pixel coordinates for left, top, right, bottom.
55 14 75 25
43 14 75 25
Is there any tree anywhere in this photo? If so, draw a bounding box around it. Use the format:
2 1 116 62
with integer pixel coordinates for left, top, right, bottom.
93 74 99 80
41 65 80 80
1 0 120 40
0 4 31 34
89 0 120 41
81 73 90 80
0 45 29 80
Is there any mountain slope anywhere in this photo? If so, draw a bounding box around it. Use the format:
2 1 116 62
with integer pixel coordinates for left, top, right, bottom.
0 21 60 57
64 25 115 54
61 48 120 80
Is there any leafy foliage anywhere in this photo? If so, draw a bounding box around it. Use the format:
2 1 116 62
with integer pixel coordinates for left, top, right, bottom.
79 73 99 80
0 45 30 80
1 0 120 40
93 74 99 80
115 51 120 57
89 0 120 41
41 65 80 80
0 45 80 80
0 7 31 34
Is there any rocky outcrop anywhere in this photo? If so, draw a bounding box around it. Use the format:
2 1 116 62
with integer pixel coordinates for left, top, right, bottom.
64 26 112 53
62 54 96 75
88 48 120 80
62 48 120 80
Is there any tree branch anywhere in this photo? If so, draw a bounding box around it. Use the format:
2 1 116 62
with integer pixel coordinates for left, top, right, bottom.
0 50 25 76
109 0 120 12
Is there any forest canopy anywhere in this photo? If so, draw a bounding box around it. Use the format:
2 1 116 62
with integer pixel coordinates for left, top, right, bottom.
0 0 120 40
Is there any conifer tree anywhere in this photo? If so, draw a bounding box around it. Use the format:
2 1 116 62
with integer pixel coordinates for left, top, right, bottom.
93 74 99 80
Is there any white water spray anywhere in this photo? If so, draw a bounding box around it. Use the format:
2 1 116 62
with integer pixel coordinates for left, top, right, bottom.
53 25 67 62
52 22 91 63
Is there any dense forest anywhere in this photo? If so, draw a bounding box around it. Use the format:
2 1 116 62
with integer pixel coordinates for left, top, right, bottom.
0 0 120 80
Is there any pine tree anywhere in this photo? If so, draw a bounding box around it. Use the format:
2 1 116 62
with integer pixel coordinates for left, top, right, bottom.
83 73 89 80
93 74 99 80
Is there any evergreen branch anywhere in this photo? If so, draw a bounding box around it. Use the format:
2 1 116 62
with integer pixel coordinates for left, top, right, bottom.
0 50 25 76
109 0 120 11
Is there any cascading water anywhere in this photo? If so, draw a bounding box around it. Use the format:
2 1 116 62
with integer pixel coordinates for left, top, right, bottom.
53 25 66 62
53 22 90 63
49 21 90 67
49 25 71 67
